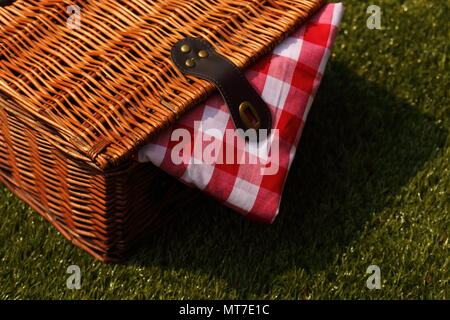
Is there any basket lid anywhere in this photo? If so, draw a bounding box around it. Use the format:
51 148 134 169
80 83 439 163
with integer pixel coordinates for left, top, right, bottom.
0 0 325 170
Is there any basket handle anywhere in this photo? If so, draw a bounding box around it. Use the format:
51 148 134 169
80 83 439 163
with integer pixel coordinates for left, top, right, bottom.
171 37 272 138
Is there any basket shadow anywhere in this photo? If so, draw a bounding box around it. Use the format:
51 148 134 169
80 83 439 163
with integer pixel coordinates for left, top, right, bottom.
129 61 446 298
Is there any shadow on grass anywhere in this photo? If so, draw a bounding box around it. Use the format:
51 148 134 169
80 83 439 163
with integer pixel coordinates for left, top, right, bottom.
130 62 446 298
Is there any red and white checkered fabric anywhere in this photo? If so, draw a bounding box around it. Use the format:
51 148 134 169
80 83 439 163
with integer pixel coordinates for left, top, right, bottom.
138 3 344 223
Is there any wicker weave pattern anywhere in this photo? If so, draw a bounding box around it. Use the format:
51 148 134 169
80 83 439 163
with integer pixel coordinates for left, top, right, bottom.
0 0 325 170
0 96 194 262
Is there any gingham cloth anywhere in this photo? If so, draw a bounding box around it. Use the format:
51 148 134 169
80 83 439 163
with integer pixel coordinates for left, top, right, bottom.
138 3 344 223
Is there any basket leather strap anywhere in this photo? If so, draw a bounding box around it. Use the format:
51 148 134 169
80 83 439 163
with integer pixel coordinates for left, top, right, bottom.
171 37 272 135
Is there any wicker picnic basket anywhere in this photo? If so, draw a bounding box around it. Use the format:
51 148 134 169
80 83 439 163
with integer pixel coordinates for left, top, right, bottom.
0 0 326 262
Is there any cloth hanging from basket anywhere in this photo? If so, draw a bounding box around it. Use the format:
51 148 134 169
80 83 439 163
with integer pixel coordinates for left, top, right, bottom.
138 3 344 223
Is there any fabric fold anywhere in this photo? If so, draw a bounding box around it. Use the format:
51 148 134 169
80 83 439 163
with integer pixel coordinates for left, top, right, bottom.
138 3 345 223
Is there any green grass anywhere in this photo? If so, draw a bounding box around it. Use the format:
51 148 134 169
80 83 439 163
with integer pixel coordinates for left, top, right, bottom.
0 0 449 300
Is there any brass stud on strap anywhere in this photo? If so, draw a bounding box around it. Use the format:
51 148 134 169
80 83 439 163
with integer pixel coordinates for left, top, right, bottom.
185 58 196 68
198 50 209 58
180 44 191 53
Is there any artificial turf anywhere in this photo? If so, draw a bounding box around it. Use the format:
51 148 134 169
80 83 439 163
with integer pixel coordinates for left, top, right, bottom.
0 0 448 300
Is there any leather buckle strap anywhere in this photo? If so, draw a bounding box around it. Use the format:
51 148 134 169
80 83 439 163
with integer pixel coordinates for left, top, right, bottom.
171 37 272 136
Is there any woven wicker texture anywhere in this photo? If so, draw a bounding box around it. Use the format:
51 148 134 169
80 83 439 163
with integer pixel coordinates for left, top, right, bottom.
0 0 326 170
0 95 196 261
